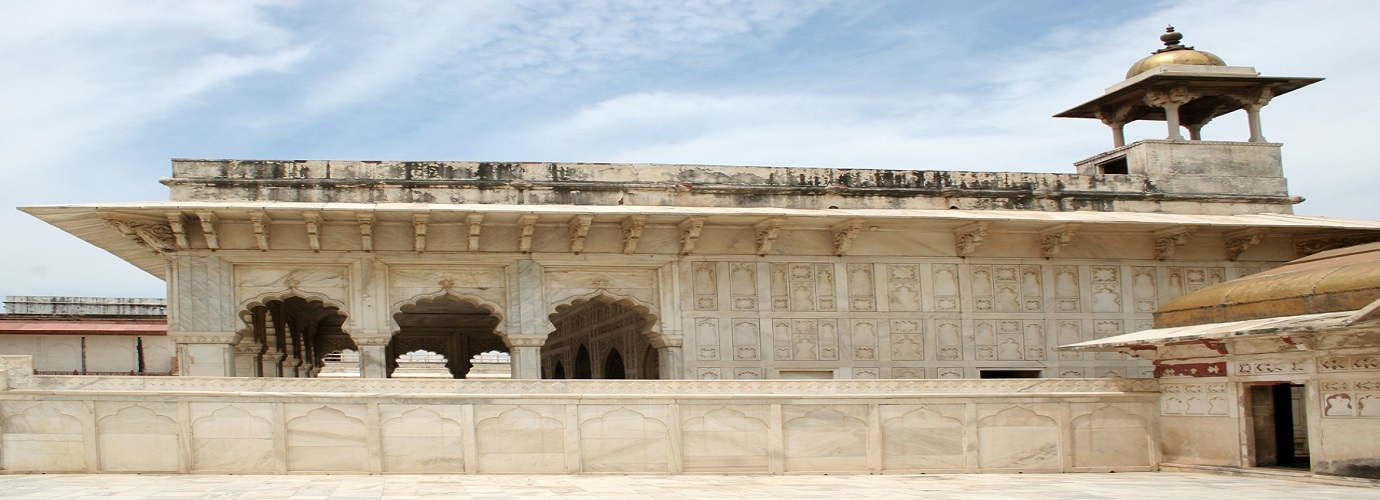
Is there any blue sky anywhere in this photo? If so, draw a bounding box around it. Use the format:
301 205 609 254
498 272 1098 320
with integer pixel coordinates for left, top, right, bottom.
2 0 1377 300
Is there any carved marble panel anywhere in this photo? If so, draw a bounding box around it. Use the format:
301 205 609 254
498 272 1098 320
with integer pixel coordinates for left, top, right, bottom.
190 403 274 473
284 405 369 472
846 264 876 312
774 319 838 361
694 318 720 361
691 262 718 311
1165 267 1225 301
579 406 671 473
1 402 87 471
935 320 962 361
890 319 925 361
886 264 922 312
1070 405 1152 468
851 319 878 361
681 406 770 472
783 406 868 472
1130 267 1158 313
881 405 966 471
474 405 566 473
1089 266 1122 313
379 405 465 473
728 262 758 311
1053 266 1080 313
731 319 761 361
976 405 1060 470
97 403 179 472
931 264 961 312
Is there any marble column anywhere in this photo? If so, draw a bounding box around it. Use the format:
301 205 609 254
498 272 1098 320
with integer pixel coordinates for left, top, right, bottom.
233 342 263 377
655 336 684 380
355 336 391 378
506 335 547 379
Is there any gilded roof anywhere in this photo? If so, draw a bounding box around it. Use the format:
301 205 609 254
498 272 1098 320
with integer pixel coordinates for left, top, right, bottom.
1155 242 1380 327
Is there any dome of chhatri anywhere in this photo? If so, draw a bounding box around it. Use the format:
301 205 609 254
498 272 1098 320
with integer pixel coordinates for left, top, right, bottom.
1125 26 1226 79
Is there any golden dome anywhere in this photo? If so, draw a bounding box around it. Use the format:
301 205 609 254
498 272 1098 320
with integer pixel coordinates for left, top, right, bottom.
1126 26 1226 79
1154 242 1380 328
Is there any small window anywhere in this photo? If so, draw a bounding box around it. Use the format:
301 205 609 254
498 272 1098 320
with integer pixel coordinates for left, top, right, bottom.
980 369 1042 379
1097 157 1129 175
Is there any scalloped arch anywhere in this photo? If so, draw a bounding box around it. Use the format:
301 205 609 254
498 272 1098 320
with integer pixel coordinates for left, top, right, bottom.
391 290 507 336
549 291 661 339
238 291 350 333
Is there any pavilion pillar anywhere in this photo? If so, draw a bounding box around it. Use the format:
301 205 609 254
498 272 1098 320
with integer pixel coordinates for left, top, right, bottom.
1245 104 1267 143
171 334 240 377
655 336 684 380
506 335 547 379
233 342 263 377
1144 86 1198 142
355 336 391 378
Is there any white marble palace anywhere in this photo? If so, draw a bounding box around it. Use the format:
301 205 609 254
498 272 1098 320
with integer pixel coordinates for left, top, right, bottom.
4 28 1379 477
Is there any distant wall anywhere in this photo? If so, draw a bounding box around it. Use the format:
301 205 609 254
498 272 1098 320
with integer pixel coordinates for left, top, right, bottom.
0 357 1158 475
4 296 166 316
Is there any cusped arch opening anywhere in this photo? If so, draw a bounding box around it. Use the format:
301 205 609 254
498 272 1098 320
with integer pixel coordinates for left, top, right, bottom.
544 293 664 379
236 294 353 378
390 293 508 379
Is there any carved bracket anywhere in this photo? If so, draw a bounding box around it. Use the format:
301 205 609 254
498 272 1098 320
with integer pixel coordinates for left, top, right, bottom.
1226 85 1275 109
518 214 539 253
356 213 374 252
303 212 322 253
678 217 705 255
1293 232 1380 258
831 219 864 256
412 214 429 253
249 211 272 252
568 214 593 254
754 218 785 256
621 215 647 255
104 215 178 254
466 214 484 252
1038 224 1079 259
195 210 220 251
1143 85 1200 107
1224 228 1267 261
1154 226 1197 260
164 212 189 250
955 221 990 257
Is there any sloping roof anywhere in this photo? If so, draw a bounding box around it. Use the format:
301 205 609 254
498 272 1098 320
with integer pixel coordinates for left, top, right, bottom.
1155 242 1380 327
1060 309 1359 351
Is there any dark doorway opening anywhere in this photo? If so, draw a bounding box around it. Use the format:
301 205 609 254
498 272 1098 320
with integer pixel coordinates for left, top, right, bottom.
1250 383 1310 469
603 348 625 379
574 345 592 379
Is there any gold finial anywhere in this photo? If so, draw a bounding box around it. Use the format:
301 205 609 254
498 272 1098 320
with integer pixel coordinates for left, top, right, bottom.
1155 25 1193 53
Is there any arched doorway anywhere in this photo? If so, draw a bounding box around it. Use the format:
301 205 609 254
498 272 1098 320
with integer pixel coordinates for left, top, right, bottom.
543 295 661 379
551 361 567 379
392 295 506 378
603 348 626 379
574 345 592 379
641 345 659 379
240 296 352 378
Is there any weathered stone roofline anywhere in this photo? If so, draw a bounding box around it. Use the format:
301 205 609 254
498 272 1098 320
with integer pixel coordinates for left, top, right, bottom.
163 139 1296 215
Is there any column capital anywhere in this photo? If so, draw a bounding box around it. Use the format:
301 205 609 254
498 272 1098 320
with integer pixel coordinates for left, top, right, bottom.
505 334 548 348
353 335 392 347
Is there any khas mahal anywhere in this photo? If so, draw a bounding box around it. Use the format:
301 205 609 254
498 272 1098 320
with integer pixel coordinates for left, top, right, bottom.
5 28 1380 479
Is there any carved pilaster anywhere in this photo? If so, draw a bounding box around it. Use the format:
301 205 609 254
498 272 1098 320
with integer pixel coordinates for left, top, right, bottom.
954 221 990 257
412 213 428 253
165 212 189 250
356 212 374 252
678 217 705 255
831 219 864 256
621 215 647 255
518 214 539 253
754 218 784 256
568 214 593 254
1038 224 1079 259
303 212 322 252
1224 228 1267 261
466 214 484 252
249 211 271 251
195 210 220 250
1154 226 1197 260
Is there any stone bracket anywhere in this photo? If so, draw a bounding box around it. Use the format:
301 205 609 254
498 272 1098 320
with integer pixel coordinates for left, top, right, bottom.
831 219 864 256
1224 228 1267 261
1154 226 1197 260
1038 223 1079 259
356 213 374 252
303 212 322 253
412 214 429 253
754 218 784 256
165 212 189 250
568 215 593 254
621 215 647 255
249 211 271 252
678 217 705 255
518 214 539 253
466 214 484 252
954 221 990 257
195 210 220 251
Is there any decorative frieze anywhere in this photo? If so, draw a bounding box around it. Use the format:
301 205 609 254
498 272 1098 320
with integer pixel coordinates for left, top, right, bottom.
1160 382 1230 416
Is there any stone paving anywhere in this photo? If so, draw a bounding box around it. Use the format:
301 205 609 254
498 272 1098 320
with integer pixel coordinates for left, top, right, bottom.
0 472 1375 499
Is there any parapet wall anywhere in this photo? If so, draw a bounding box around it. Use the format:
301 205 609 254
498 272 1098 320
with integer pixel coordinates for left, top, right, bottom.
163 154 1292 214
0 356 1159 474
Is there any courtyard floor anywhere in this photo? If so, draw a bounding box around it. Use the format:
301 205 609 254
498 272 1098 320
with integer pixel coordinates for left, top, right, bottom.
0 471 1374 499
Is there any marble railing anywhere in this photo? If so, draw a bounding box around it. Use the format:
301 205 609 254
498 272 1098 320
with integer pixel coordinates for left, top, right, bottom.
0 355 1159 475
